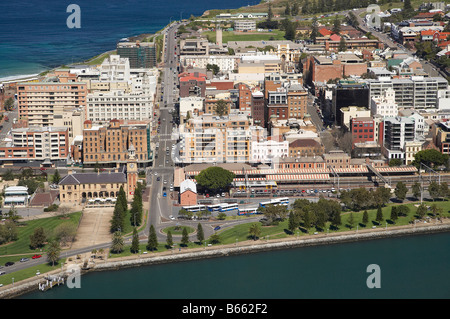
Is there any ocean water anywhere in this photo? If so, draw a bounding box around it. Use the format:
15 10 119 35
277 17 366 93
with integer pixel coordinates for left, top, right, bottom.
0 0 254 80
21 232 450 299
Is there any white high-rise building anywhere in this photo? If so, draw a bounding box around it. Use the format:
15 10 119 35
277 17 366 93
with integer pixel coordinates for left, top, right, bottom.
370 88 398 118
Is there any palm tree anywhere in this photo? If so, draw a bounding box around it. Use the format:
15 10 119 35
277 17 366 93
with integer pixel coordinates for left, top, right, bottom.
111 231 124 254
46 240 61 266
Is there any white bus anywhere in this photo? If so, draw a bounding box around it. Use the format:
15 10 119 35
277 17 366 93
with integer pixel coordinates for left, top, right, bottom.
219 203 239 212
207 204 222 212
237 207 260 216
259 197 289 208
182 205 206 212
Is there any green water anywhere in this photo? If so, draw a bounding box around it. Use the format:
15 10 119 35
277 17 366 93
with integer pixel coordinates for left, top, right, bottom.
21 232 450 299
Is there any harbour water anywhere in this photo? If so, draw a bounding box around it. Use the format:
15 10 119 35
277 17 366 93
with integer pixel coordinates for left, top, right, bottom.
20 232 450 299
0 0 252 80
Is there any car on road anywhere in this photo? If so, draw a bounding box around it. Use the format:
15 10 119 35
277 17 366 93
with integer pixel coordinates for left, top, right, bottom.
157 176 161 181
0 271 5 276
163 192 167 197
214 226 221 231
169 215 175 220
5 262 14 267
32 254 42 259
20 258 29 262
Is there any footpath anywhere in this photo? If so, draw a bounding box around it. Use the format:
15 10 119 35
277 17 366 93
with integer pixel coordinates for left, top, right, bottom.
1 218 450 299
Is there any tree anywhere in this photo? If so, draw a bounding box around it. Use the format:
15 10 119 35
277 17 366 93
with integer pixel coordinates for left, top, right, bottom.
362 210 369 225
429 181 440 201
284 19 297 41
302 209 312 230
209 233 221 244
195 166 235 194
288 211 300 233
439 182 449 199
30 227 46 249
412 182 422 200
332 16 341 34
375 206 384 224
389 158 403 167
214 99 229 116
166 230 173 249
310 17 319 43
130 183 143 226
46 240 61 266
52 169 61 184
197 223 204 243
206 63 220 75
111 231 124 254
181 227 190 246
147 225 158 251
347 213 355 229
248 223 261 240
53 222 77 246
403 0 413 12
2 169 14 181
330 210 341 229
390 206 398 224
284 2 291 16
416 203 427 219
394 182 408 202
117 185 128 213
0 220 18 244
4 97 14 111
267 2 273 21
110 201 125 233
338 37 347 52
131 227 140 253
412 149 449 169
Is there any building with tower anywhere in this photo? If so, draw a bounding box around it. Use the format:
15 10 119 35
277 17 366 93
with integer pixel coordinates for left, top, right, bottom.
58 146 139 205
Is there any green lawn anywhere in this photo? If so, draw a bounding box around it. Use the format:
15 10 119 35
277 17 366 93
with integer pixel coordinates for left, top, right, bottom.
0 212 82 257
0 259 66 287
162 226 195 235
202 30 286 44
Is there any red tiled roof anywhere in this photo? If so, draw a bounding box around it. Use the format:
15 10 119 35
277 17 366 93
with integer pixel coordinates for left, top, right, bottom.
329 34 341 41
319 27 333 36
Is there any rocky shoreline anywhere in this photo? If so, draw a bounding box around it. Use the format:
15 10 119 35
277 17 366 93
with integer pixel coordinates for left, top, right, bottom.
2 222 450 299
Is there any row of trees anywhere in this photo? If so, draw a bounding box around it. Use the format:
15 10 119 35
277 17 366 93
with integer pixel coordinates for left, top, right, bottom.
339 187 391 211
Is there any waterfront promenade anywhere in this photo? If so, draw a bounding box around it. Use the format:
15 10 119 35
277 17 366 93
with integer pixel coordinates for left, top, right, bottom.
2 218 449 299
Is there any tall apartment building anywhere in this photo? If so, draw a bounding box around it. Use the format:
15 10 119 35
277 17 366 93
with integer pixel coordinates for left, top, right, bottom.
17 73 87 127
251 90 265 127
82 119 151 167
367 76 448 109
180 55 239 72
287 84 308 119
85 89 153 123
0 126 69 161
117 41 156 68
432 121 450 154
238 83 252 112
370 87 398 118
382 117 415 161
178 114 255 164
332 80 369 126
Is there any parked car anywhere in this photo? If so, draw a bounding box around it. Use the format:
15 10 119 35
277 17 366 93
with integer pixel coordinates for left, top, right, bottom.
32 254 42 259
20 258 29 262
0 271 6 276
214 226 221 231
5 262 14 267
163 192 167 197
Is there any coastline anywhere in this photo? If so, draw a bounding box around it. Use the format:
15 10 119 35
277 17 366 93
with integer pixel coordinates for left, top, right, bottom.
2 221 450 299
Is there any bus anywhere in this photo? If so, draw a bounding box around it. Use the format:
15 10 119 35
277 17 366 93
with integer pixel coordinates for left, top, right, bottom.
219 203 239 212
182 205 206 213
207 204 222 212
259 197 290 208
237 207 260 216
